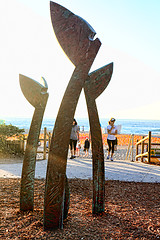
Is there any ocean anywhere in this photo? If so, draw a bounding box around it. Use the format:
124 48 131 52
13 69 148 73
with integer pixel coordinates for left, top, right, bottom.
3 117 160 136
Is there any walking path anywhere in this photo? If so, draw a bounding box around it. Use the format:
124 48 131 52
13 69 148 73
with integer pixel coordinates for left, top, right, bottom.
0 154 160 182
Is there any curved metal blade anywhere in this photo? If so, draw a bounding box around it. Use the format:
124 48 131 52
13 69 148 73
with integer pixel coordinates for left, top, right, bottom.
84 62 113 99
19 74 48 108
40 76 48 90
50 1 97 66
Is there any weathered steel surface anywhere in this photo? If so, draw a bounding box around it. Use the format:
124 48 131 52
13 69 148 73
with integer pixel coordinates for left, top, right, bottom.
44 2 101 229
84 63 113 213
63 176 70 220
50 2 97 66
19 75 48 211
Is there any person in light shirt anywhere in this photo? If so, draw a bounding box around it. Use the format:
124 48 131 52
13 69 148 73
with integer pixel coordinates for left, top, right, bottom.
107 118 118 161
69 119 79 159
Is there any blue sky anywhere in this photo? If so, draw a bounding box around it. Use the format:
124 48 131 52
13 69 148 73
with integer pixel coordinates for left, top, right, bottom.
16 0 160 72
1 0 160 120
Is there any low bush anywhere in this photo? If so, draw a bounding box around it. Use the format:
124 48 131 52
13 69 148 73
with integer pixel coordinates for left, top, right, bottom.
0 123 24 155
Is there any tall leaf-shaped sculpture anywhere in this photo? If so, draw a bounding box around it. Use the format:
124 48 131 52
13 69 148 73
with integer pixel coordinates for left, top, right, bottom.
19 75 48 211
44 2 101 229
84 63 113 213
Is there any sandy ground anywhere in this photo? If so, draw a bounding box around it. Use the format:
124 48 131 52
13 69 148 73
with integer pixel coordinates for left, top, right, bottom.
0 146 160 182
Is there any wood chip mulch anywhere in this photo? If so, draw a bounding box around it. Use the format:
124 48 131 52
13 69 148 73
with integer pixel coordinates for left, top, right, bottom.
0 178 160 239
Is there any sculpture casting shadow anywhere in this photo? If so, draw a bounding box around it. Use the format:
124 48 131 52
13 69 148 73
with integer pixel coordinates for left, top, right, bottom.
44 2 113 230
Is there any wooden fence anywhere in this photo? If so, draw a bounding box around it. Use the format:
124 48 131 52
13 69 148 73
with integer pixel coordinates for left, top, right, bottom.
7 129 160 162
5 127 51 159
135 131 160 163
6 139 24 154
23 127 52 159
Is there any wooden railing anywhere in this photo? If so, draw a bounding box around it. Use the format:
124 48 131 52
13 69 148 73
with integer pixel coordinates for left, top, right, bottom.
23 127 51 159
135 131 160 163
5 138 24 154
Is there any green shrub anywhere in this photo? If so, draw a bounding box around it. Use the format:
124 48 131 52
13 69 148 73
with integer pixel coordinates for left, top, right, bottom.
0 124 24 155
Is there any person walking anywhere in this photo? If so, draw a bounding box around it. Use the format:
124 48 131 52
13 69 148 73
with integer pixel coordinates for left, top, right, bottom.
107 118 117 161
69 119 79 159
84 137 90 157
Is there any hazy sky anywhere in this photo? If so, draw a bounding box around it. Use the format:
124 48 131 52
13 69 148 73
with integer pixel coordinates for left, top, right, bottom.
1 0 160 120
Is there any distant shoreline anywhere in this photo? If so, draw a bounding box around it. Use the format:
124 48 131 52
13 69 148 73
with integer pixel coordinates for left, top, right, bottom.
23 128 160 137
3 118 160 135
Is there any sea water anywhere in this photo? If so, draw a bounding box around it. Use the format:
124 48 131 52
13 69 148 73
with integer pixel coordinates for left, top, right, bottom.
3 117 160 135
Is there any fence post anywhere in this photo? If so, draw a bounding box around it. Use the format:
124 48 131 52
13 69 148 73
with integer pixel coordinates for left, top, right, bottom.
125 135 132 160
148 131 151 163
20 135 25 153
125 134 134 161
131 134 134 161
48 131 51 149
43 127 47 160
141 136 144 162
22 135 25 152
136 140 139 161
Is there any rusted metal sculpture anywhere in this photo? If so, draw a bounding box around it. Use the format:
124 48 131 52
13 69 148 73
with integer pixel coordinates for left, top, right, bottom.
84 63 113 213
44 2 101 229
44 2 114 230
19 75 48 211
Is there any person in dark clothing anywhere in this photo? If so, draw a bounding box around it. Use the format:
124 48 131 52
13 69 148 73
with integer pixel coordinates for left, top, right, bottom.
84 138 90 157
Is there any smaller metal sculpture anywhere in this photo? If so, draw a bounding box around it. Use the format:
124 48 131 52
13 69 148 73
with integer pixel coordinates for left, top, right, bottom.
84 63 113 213
19 75 48 211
